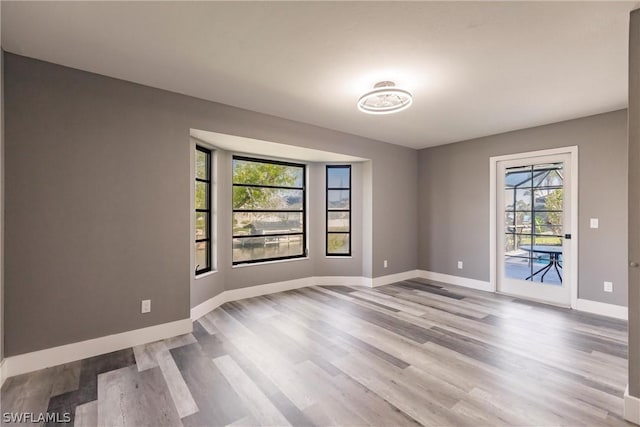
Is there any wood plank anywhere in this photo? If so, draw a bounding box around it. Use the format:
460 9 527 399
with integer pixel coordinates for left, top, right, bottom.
154 343 199 419
50 362 81 397
201 325 316 426
97 366 182 427
170 342 247 427
74 401 98 427
213 355 292 427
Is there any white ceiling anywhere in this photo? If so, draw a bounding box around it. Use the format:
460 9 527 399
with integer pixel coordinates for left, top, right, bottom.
2 1 636 149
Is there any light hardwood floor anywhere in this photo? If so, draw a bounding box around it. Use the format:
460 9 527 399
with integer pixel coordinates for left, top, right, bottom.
0 279 632 426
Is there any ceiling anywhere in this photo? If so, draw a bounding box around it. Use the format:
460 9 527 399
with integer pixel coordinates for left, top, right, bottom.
2 1 636 149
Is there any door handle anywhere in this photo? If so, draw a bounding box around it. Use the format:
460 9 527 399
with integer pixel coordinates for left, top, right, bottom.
630 262 639 268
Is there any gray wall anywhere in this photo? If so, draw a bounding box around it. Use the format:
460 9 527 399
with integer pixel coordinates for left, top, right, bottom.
418 110 628 306
628 8 639 399
4 53 418 356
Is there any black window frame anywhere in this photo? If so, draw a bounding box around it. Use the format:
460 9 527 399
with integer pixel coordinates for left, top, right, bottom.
326 165 351 256
195 146 212 275
504 163 564 281
232 155 307 265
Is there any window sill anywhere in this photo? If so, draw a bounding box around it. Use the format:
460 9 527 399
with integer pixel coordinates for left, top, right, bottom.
232 257 309 269
195 270 217 280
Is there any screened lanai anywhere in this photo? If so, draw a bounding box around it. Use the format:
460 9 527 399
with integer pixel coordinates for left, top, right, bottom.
503 163 564 285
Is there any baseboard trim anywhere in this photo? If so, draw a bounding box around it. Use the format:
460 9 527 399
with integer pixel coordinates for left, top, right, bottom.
3 318 192 379
190 277 315 321
224 277 317 302
417 270 494 292
574 298 628 320
190 273 419 321
372 270 421 287
416 270 628 320
190 292 228 322
314 276 372 288
625 385 640 425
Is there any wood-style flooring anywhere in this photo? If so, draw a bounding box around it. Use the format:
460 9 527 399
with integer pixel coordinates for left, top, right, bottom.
0 279 632 426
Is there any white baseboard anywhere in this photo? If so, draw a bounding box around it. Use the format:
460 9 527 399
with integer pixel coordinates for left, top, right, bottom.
0 358 7 387
190 273 421 321
190 292 228 322
625 385 640 425
314 276 371 287
417 270 627 320
574 298 628 320
225 277 317 302
372 270 420 287
190 277 315 321
3 318 192 379
417 270 494 292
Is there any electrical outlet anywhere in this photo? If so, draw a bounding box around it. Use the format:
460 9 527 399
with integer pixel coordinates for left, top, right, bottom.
604 282 613 293
590 218 599 229
141 299 151 313
457 261 463 269
383 260 388 268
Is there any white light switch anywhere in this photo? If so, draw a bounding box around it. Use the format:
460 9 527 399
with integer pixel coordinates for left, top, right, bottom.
383 260 388 268
141 299 151 313
590 218 599 229
604 282 613 293
457 261 463 269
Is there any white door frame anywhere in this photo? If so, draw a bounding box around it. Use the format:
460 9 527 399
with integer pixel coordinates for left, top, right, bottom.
489 146 578 308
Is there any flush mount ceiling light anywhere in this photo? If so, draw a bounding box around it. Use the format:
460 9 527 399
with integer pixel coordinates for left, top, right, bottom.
357 81 413 115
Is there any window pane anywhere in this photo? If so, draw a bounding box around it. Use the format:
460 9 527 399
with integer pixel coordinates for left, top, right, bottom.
233 212 303 236
534 235 563 247
532 164 563 187
327 212 350 232
504 211 532 234
328 190 350 210
195 147 212 273
504 255 531 280
196 150 209 180
195 181 208 209
233 187 303 210
535 211 562 228
327 167 350 188
195 212 208 240
504 188 531 211
233 159 303 188
233 235 303 262
232 156 306 265
533 225 563 236
505 234 531 256
328 233 350 254
534 188 563 211
195 241 209 271
505 167 532 188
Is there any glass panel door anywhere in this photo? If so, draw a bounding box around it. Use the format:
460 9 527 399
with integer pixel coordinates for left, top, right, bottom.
497 153 572 306
504 163 564 284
